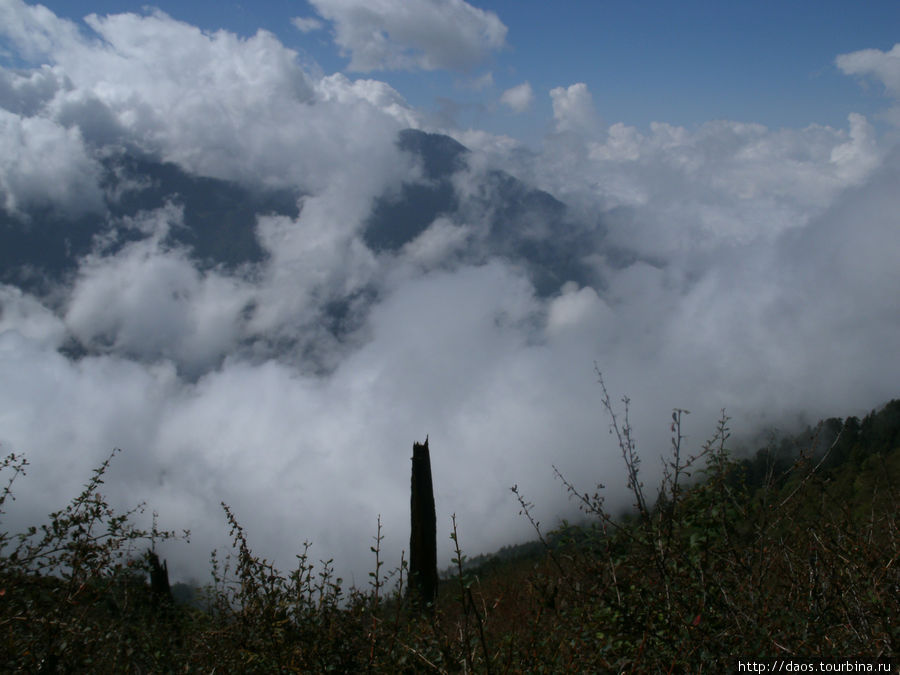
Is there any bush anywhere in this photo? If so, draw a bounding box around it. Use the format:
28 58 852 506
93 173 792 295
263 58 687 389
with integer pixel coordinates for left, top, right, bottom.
0 449 185 671
1 381 896 671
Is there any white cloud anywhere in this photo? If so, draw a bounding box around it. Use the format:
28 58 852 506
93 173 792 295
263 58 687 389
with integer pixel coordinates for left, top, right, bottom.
0 0 83 62
314 72 420 127
64 207 256 376
0 284 66 348
308 0 507 72
517 114 885 259
0 109 104 216
500 81 533 113
1 2 413 198
401 216 472 268
550 82 600 135
291 16 324 33
836 43 900 97
830 112 880 181
837 43 900 126
656 148 900 418
0 333 183 538
0 65 68 116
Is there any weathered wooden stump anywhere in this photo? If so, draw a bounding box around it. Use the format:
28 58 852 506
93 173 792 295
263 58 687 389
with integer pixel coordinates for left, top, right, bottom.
410 436 438 610
148 550 172 603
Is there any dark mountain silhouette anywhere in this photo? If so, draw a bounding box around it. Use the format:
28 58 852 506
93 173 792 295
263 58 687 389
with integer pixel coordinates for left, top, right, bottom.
365 129 603 295
0 205 102 293
3 129 615 300
363 130 466 251
106 155 300 268
0 153 300 292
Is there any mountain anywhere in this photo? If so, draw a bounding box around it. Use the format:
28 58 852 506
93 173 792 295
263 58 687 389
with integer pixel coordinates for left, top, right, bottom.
2 129 608 299
0 153 300 292
365 129 603 295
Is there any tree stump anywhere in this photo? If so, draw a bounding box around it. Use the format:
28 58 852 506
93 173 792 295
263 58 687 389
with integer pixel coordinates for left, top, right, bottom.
148 550 172 603
410 436 438 610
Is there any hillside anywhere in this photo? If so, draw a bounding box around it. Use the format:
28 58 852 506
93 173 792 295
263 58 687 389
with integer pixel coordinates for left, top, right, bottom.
1 398 898 671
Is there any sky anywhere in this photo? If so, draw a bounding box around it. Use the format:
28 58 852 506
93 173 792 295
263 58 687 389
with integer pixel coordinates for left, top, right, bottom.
19 0 900 137
0 0 899 587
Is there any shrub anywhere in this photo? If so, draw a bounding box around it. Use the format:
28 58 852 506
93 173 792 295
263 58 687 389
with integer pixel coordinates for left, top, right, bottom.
1 381 896 671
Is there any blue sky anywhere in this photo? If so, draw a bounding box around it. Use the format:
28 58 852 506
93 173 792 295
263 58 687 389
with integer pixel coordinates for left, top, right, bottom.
28 0 900 140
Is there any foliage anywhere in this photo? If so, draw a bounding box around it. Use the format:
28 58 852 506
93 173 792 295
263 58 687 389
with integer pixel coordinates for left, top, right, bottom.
1 386 898 671
0 449 185 672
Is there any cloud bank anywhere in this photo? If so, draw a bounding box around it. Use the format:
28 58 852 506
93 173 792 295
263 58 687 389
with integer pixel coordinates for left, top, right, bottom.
0 3 898 588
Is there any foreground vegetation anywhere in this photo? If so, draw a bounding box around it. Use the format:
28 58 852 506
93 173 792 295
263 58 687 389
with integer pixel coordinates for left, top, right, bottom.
1 381 898 672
